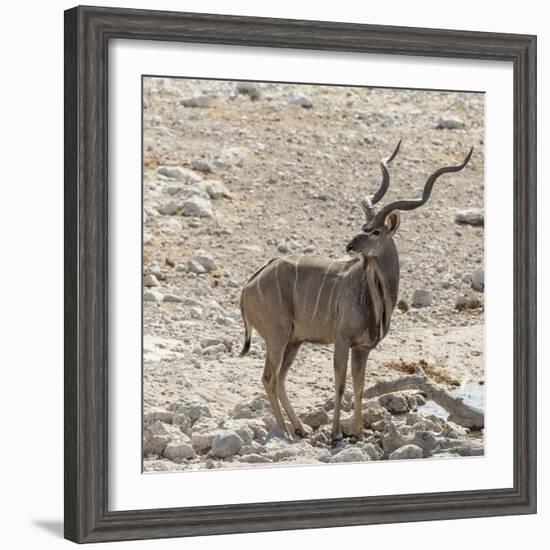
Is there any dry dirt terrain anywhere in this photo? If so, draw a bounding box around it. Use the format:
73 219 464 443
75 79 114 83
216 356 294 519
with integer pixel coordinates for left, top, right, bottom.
141 77 485 472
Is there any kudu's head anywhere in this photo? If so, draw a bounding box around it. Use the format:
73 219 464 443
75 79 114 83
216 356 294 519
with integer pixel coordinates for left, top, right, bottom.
346 141 473 258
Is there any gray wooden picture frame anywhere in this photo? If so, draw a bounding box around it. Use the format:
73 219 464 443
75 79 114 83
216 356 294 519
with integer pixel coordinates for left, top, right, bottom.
64 5 537 543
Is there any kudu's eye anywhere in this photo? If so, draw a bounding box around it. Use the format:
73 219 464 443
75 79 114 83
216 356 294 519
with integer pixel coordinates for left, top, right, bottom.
372 230 381 236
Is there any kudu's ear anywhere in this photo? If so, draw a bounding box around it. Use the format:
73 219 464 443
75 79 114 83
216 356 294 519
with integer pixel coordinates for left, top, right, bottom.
386 211 400 236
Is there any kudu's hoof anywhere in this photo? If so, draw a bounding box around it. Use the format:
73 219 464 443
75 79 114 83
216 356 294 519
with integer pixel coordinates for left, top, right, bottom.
331 436 344 447
294 427 309 438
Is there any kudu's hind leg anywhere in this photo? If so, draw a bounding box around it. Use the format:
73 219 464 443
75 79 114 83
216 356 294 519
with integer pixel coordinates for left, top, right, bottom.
262 336 291 436
277 341 308 438
331 339 350 444
351 346 369 441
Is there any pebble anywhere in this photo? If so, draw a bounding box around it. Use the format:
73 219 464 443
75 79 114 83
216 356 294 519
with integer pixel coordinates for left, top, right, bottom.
471 269 484 292
163 293 183 303
455 208 484 226
436 116 465 130
192 159 214 173
186 259 206 274
191 251 217 272
180 95 212 108
302 409 329 430
412 289 432 308
143 273 159 287
180 196 214 218
202 180 231 200
290 95 313 108
235 81 261 101
143 289 163 302
389 444 423 460
164 437 195 460
211 430 244 458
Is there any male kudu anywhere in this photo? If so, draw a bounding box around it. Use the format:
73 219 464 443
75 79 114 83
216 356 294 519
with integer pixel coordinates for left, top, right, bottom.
239 142 473 443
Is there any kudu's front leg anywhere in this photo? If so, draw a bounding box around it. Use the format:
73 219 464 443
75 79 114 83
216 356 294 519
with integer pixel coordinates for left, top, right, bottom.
331 339 350 444
351 346 369 441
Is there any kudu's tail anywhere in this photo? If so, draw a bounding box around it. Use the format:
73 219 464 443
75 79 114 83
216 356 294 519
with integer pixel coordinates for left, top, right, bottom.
239 290 252 357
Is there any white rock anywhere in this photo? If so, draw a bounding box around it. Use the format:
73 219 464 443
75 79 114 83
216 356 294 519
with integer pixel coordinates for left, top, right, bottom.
455 208 484 226
144 408 174 424
190 422 220 452
181 95 212 108
302 409 329 430
224 420 255 444
436 116 465 130
158 201 178 215
239 454 272 464
157 165 202 183
143 289 163 302
168 398 211 423
163 293 183 303
192 159 214 173
192 251 217 272
143 273 160 288
388 444 424 460
359 443 384 461
163 436 195 460
186 259 206 274
211 430 244 458
472 270 484 292
180 196 213 218
202 180 231 199
331 447 371 463
412 288 432 307
213 147 248 170
291 95 313 108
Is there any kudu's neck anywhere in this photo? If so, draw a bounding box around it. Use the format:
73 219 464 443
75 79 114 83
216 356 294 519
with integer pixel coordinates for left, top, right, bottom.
360 240 400 308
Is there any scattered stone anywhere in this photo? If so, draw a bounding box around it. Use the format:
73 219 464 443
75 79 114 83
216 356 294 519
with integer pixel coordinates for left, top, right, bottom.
192 159 214 173
143 273 159 287
232 395 272 420
239 454 272 464
471 270 484 292
190 251 217 272
202 180 231 200
163 293 183 303
211 430 244 458
143 289 163 302
331 447 371 463
455 293 483 311
144 408 174 424
157 165 202 183
389 444 423 460
412 289 432 308
397 298 409 312
361 406 391 428
164 437 195 460
455 208 484 226
235 81 261 101
181 95 212 108
158 201 178 215
180 196 214 218
379 393 410 414
168 398 211 423
291 95 313 108
186 259 206 274
302 409 329 430
436 116 465 130
213 147 248 170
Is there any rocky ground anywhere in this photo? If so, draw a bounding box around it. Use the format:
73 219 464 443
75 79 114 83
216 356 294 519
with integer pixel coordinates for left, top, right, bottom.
142 77 485 472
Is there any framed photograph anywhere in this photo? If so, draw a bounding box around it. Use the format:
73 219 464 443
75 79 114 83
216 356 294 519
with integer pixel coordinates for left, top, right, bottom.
64 6 537 543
